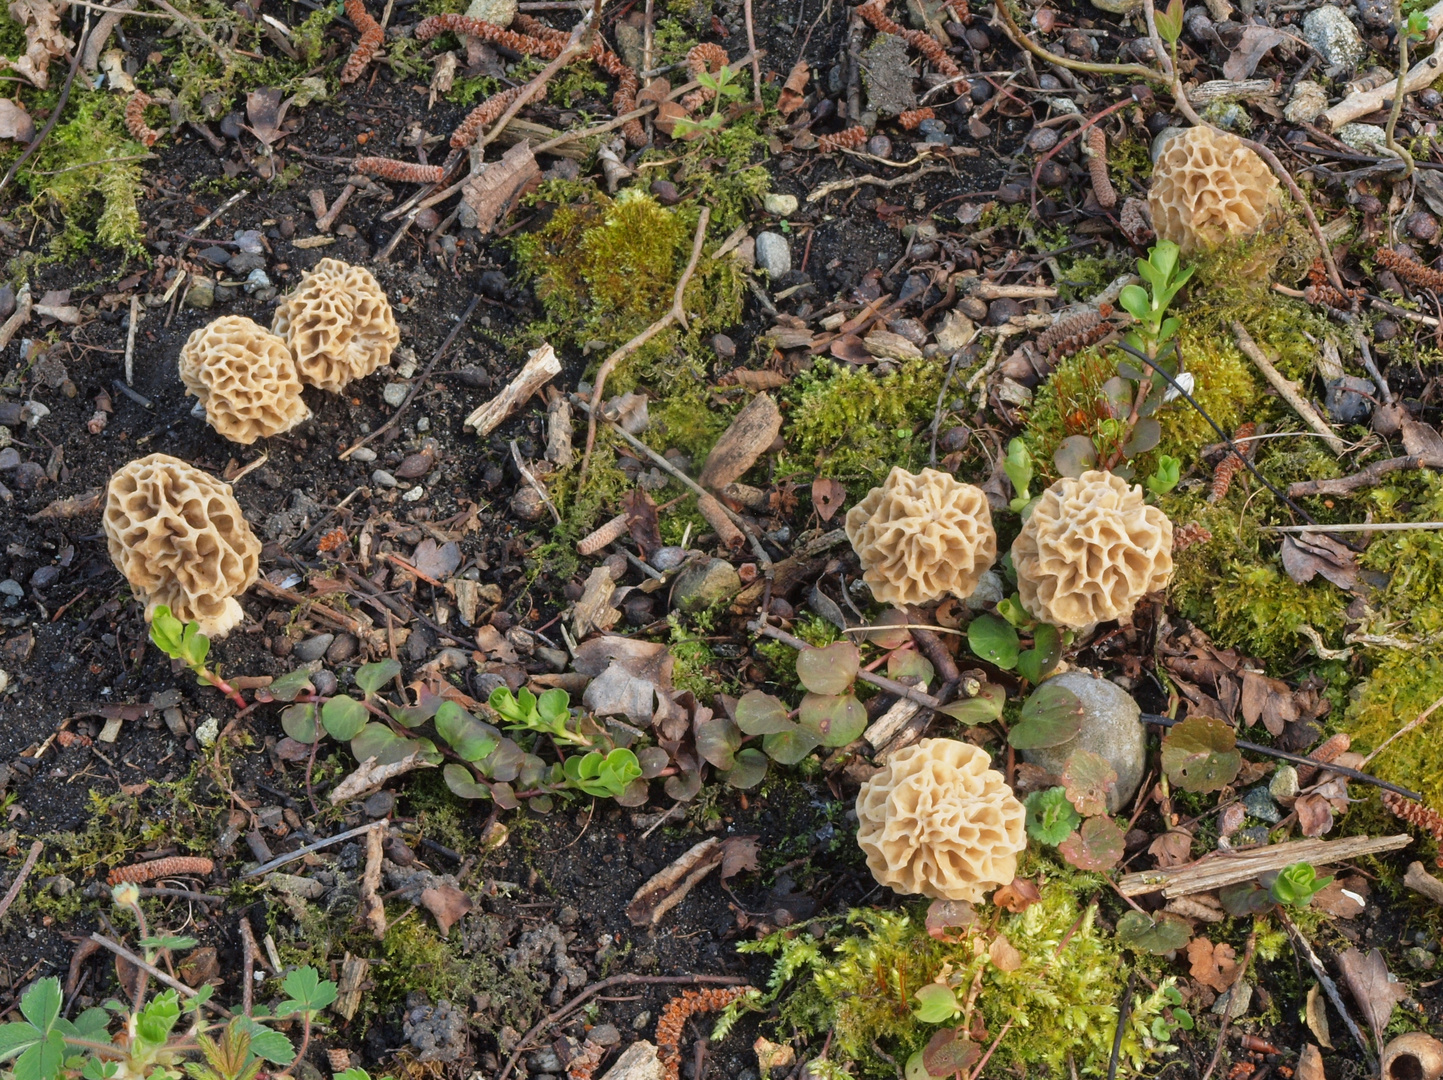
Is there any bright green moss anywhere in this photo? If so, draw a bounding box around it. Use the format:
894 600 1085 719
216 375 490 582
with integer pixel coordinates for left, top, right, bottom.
742 883 1170 1078
1343 650 1443 807
779 356 946 496
647 380 736 464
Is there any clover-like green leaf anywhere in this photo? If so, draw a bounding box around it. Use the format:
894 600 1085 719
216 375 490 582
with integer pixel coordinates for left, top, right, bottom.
1024 787 1080 845
267 667 315 703
795 642 860 696
763 727 821 765
1115 910 1192 955
320 695 368 741
719 747 768 789
734 690 793 735
354 659 402 696
1008 683 1083 750
281 703 320 744
1016 623 1062 684
1160 716 1242 793
798 693 867 747
913 984 961 1025
277 967 337 1017
968 614 1019 669
443 763 492 800
1057 815 1125 872
888 650 934 688
1061 750 1117 817
435 701 502 763
938 683 1006 725
695 716 741 770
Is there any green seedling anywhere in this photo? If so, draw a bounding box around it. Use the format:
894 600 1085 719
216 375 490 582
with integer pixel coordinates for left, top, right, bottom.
1003 438 1034 514
148 607 248 711
489 686 590 746
1145 454 1182 497
1264 862 1333 909
563 748 644 799
672 66 746 137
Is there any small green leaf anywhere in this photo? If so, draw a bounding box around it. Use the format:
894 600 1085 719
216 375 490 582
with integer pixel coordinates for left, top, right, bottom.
281 703 320 744
138 935 198 951
968 614 1019 669
1057 815 1125 872
1218 881 1274 918
719 747 768 789
938 683 1006 725
443 763 492 800
912 984 960 1024
354 659 402 696
435 702 502 762
1061 750 1117 816
1003 438 1033 501
797 693 867 747
887 650 934 687
19 979 60 1035
232 1017 293 1064
795 642 860 696
134 991 180 1048
762 727 821 765
1115 910 1192 954
1161 716 1242 793
1008 683 1084 749
695 716 741 769
351 723 413 766
1024 787 1081 845
267 668 315 702
320 696 368 741
277 967 337 1016
734 690 793 735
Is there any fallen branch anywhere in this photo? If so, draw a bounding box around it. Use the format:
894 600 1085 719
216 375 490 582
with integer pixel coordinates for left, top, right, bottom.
0 841 44 922
89 933 227 1012
1404 861 1443 905
582 207 710 475
1322 7 1443 132
1232 322 1345 456
806 163 949 203
1287 454 1423 497
243 821 386 878
1263 521 1443 533
1116 833 1412 897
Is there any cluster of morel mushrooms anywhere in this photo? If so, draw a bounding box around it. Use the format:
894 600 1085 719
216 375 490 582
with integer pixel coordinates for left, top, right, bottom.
103 258 398 638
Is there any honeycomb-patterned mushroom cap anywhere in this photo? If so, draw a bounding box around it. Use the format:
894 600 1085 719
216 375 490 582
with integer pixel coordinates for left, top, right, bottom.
1012 470 1173 631
103 453 261 638
271 257 400 392
178 316 310 444
844 466 997 606
1148 126 1281 254
855 738 1026 901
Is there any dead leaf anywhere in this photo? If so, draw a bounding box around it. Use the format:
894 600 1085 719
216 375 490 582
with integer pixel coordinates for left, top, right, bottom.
654 99 689 137
1402 418 1443 468
420 883 473 936
242 88 288 147
1337 947 1408 1050
428 50 457 109
328 751 435 804
5 0 70 89
0 99 33 142
777 59 810 116
572 565 619 639
811 477 846 522
624 488 662 559
1298 1043 1327 1080
830 334 872 364
1305 986 1333 1049
1150 830 1194 868
925 898 977 940
720 835 759 879
604 391 650 434
698 392 783 491
176 946 219 987
1295 792 1335 837
754 1037 795 1074
1312 876 1367 919
1187 937 1241 992
1222 25 1286 79
26 488 100 521
992 878 1040 912
574 635 675 724
1281 533 1360 592
1241 670 1289 732
626 836 759 926
411 537 461 581
988 934 1022 972
718 369 788 391
476 623 520 664
461 140 540 234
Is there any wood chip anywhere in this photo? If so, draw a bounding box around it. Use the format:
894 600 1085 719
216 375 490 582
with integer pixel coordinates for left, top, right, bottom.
464 343 561 434
462 140 541 234
697 392 782 490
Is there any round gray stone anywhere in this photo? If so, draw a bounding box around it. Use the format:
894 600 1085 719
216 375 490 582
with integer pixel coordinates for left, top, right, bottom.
1303 5 1364 73
293 633 335 663
1018 670 1146 813
755 231 791 277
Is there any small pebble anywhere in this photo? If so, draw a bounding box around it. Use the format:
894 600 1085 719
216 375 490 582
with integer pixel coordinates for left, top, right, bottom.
1038 73 1062 90
1037 161 1067 187
997 182 1027 204
649 179 681 205
326 634 359 664
479 270 509 299
382 383 409 408
971 81 992 103
351 446 377 463
986 298 1022 325
312 669 339 697
415 207 440 231
293 634 335 663
966 27 990 48
1422 88 1443 109
1408 211 1439 242
29 566 58 589
402 485 426 502
372 469 398 488
1243 786 1282 824
364 790 396 818
1375 318 1400 341
711 333 736 359
1026 127 1059 152
867 134 892 158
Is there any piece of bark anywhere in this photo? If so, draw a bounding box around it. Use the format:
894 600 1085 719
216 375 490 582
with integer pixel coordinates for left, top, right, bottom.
1401 418 1443 468
697 491 745 549
333 953 369 1020
329 751 434 805
573 564 620 638
698 393 782 490
545 387 573 467
464 343 562 434
1404 861 1443 906
461 140 540 234
359 825 386 939
1117 834 1412 897
626 837 722 926
0 283 31 351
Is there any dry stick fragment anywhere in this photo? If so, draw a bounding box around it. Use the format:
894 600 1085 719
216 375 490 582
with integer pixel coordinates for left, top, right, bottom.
1288 455 1423 497
316 183 356 231
697 492 746 549
341 0 384 83
1086 125 1116 208
89 933 228 1014
582 207 711 475
124 90 160 147
0 841 44 922
465 343 563 434
108 856 215 886
82 0 135 69
1116 833 1412 897
353 157 445 183
359 822 386 938
1277 910 1377 1072
1231 322 1345 456
806 163 948 203
1404 861 1443 905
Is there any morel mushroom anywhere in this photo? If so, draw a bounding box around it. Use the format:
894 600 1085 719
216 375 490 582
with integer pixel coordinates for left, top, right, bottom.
271 257 400 392
855 738 1026 901
178 316 310 444
1011 470 1173 631
1148 127 1280 255
103 453 261 638
844 466 997 606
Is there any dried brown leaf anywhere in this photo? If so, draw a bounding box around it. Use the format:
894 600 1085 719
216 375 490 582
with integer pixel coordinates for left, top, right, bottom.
1298 1044 1327 1080
0 99 33 142
1222 25 1286 79
624 488 662 559
1402 418 1443 468
810 477 846 522
6 0 70 89
1281 533 1360 592
1337 947 1408 1049
1305 986 1333 1049
992 878 1040 912
329 752 434 804
777 59 810 116
1311 877 1367 919
575 635 675 724
1295 792 1336 838
420 883 473 935
1187 937 1241 992
988 934 1022 972
719 835 760 880
1150 829 1194 868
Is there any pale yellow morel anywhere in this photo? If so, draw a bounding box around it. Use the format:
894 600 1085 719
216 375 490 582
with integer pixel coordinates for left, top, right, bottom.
1148 127 1281 255
1012 470 1173 631
271 257 400 392
844 466 997 606
103 453 261 638
178 316 310 444
856 738 1026 901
